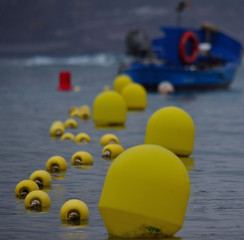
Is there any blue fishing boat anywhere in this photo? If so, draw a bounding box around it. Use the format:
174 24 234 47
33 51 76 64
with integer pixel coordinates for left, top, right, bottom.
119 3 242 91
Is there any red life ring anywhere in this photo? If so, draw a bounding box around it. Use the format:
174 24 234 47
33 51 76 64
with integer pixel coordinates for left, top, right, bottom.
179 31 199 64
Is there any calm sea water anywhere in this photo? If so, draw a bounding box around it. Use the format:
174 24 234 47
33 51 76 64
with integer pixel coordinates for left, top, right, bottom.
0 54 244 240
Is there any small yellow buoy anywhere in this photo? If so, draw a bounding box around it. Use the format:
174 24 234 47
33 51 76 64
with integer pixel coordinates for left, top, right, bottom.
145 106 195 157
80 105 90 120
64 118 78 129
98 144 190 238
29 170 52 188
93 91 127 127
71 151 93 165
70 108 80 117
60 132 75 141
24 190 51 211
113 74 133 93
46 156 68 172
69 106 79 116
100 133 119 146
60 199 89 222
121 83 147 110
15 180 39 199
49 121 65 137
75 133 91 143
102 144 124 160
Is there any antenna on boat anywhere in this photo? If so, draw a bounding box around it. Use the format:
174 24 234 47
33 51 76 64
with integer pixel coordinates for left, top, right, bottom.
176 0 191 26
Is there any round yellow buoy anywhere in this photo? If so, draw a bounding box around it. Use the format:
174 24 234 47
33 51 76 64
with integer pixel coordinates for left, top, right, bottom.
158 81 175 95
100 133 119 146
145 106 195 157
121 83 147 110
24 190 51 211
69 106 79 116
15 180 39 199
93 91 127 127
60 199 89 222
102 144 124 160
60 132 75 141
70 108 80 117
64 118 78 129
98 144 190 238
75 133 91 143
46 156 68 172
80 105 90 120
29 170 52 188
71 151 93 165
49 121 65 137
113 74 133 93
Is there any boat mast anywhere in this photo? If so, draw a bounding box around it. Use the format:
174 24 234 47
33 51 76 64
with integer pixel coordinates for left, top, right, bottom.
176 0 190 26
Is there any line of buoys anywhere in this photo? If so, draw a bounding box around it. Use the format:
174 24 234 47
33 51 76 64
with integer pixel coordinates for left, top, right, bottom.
99 144 190 238
60 132 75 141
145 106 195 157
75 133 91 143
60 199 89 223
80 105 90 120
15 180 39 199
102 144 124 160
71 151 93 165
93 91 127 127
100 133 119 146
50 121 65 137
29 170 52 189
64 118 78 129
24 190 51 211
46 156 68 172
121 83 147 110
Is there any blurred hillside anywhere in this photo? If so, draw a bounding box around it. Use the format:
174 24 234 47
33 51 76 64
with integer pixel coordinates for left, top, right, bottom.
0 0 243 56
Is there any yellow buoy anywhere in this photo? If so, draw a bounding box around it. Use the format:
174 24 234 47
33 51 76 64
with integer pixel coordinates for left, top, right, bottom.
121 83 147 110
15 180 39 199
113 74 133 93
64 118 78 129
70 108 80 117
80 105 90 120
49 121 65 137
71 151 93 165
75 133 91 143
29 170 52 188
46 156 68 172
98 144 190 238
145 106 195 157
100 133 119 146
93 91 127 127
24 190 51 211
60 199 89 222
60 132 75 141
102 144 124 160
69 106 79 116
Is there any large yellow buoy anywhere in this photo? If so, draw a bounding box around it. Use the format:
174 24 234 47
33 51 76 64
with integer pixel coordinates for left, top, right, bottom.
93 91 127 127
15 180 39 199
71 151 93 165
46 156 68 172
113 74 133 93
121 83 147 110
98 144 190 238
75 133 91 143
60 199 89 222
100 133 119 146
64 118 78 129
29 170 52 188
60 132 75 141
102 144 124 160
80 105 90 120
145 106 195 157
24 190 51 211
49 121 65 137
